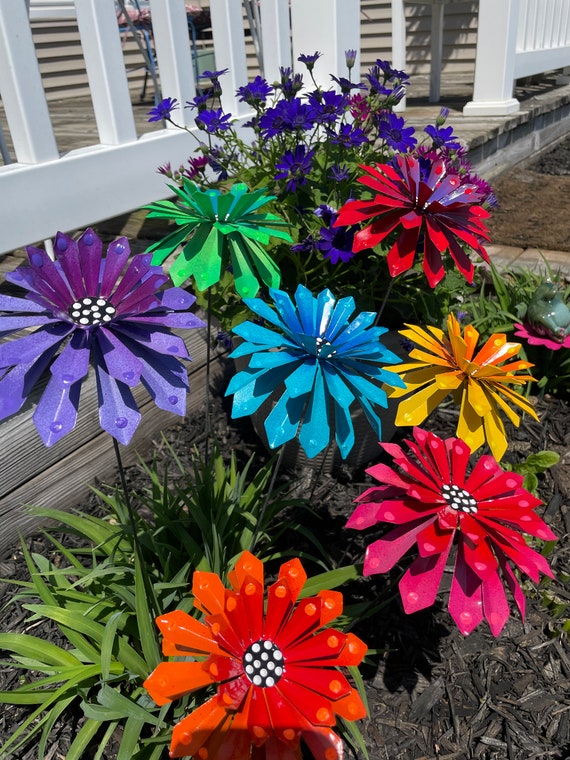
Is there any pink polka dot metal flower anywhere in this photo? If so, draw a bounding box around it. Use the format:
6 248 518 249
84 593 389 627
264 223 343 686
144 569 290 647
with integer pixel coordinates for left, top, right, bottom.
0 229 204 446
348 427 556 636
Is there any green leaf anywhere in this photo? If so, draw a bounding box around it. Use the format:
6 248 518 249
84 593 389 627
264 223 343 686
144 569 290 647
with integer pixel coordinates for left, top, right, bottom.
524 451 560 470
97 684 161 726
299 565 362 598
134 556 160 671
0 633 80 668
101 611 124 681
66 718 113 760
117 716 146 760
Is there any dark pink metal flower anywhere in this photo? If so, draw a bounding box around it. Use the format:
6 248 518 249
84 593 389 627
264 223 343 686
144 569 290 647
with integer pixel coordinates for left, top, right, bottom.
336 154 491 287
348 427 556 636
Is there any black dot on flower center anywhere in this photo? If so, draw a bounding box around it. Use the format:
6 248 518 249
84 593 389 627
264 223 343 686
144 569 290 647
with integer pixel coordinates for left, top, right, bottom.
69 297 116 326
242 639 284 688
441 483 478 514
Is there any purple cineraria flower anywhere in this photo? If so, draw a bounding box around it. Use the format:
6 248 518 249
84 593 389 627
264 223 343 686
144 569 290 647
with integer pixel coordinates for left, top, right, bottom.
424 122 461 150
199 68 228 80
377 112 417 151
314 209 357 265
290 235 317 254
183 155 210 180
315 224 356 265
330 75 366 94
314 203 337 226
185 92 211 112
330 163 350 182
259 99 316 137
0 230 204 447
373 59 410 84
309 90 348 125
195 108 232 133
236 75 273 105
297 51 322 71
345 49 357 70
328 123 368 148
274 145 316 192
147 97 179 122
276 68 303 100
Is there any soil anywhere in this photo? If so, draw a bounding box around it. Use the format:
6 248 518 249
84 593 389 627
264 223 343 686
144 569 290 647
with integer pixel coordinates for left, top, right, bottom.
487 135 570 253
1 140 570 760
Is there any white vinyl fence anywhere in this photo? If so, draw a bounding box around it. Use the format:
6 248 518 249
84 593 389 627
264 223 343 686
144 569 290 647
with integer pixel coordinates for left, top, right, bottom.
464 0 570 114
0 0 359 256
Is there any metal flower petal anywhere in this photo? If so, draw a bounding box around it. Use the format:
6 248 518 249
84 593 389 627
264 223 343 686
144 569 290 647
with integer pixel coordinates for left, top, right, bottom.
145 181 292 297
226 285 405 459
0 229 204 446
335 154 491 287
143 551 367 759
348 427 556 636
388 313 538 460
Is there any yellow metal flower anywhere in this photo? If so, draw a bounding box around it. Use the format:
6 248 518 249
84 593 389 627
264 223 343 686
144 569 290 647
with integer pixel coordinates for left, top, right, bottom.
389 313 538 460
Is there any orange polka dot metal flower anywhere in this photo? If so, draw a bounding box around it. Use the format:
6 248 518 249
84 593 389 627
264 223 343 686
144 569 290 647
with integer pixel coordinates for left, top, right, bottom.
143 551 367 759
388 313 538 460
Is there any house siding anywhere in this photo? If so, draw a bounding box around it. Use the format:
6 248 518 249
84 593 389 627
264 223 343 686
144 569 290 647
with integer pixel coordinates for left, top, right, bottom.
27 2 479 102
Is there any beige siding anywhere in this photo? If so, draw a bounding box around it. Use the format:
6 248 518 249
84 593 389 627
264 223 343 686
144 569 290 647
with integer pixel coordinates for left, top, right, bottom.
28 3 479 103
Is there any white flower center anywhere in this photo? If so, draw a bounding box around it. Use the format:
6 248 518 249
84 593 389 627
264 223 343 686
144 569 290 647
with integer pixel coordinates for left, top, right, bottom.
441 483 478 514
242 639 284 688
69 297 116 326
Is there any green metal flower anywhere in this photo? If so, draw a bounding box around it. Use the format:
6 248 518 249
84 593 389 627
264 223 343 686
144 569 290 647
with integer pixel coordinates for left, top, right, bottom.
145 181 292 297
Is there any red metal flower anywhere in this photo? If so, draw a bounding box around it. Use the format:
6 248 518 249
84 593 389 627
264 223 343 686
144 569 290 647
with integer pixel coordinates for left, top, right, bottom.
335 153 491 287
348 427 556 636
144 551 367 759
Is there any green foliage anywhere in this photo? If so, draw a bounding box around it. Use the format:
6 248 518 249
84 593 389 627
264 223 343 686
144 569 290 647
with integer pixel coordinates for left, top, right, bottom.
0 443 324 759
504 449 561 494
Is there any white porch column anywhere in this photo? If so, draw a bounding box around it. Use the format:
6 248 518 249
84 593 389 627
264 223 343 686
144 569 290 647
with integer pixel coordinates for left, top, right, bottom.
290 0 360 90
463 0 521 115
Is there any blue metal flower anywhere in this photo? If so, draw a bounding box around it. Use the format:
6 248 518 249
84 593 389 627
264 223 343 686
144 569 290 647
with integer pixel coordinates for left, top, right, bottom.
0 230 204 447
226 285 405 459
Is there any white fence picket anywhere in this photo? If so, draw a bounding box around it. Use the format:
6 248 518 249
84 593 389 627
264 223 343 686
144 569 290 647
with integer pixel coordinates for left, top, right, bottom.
464 0 570 115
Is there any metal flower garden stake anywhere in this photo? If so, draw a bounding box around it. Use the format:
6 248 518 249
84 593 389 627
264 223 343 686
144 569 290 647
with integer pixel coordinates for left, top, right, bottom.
0 229 205 609
145 181 292 457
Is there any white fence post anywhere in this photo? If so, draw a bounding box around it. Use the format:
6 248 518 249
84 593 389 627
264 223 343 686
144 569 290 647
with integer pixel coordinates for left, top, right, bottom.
149 0 197 128
209 0 250 117
259 0 291 84
463 0 521 115
290 0 360 90
75 0 137 145
0 0 58 164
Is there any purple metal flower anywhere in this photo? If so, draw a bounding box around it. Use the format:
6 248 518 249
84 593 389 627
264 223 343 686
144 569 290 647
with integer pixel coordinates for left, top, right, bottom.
274 145 316 192
0 230 204 447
